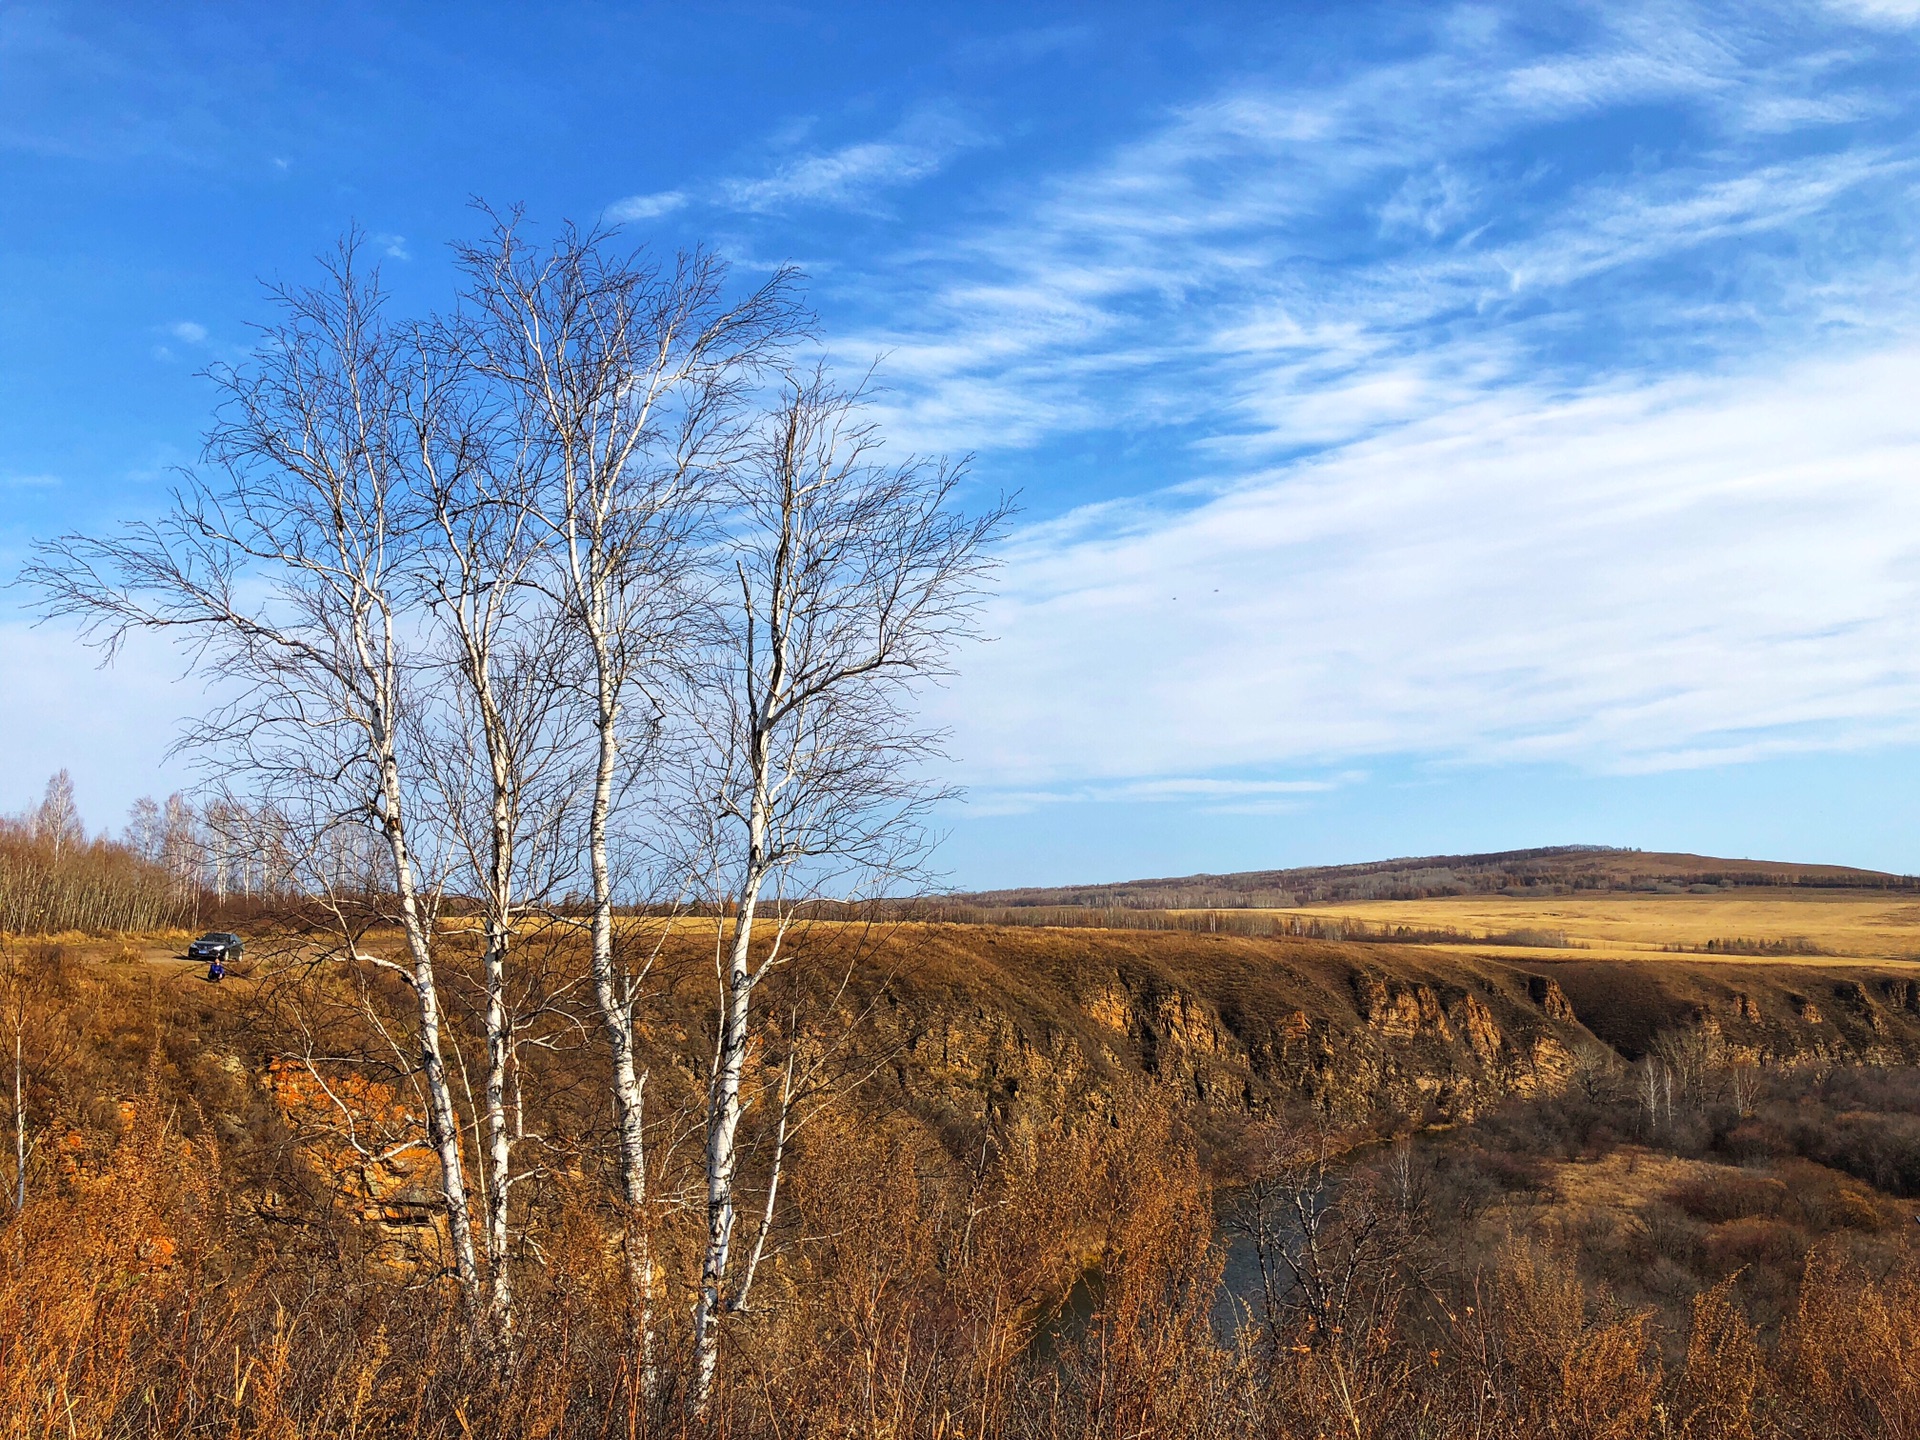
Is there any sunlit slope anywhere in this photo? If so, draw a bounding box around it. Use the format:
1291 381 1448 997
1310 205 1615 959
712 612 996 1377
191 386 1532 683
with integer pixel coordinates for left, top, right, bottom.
1259 891 1920 963
963 847 1912 911
959 847 1920 964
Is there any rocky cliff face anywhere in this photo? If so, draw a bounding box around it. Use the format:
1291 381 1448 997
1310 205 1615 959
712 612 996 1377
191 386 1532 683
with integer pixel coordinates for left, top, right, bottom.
841 926 1920 1145
239 925 1920 1213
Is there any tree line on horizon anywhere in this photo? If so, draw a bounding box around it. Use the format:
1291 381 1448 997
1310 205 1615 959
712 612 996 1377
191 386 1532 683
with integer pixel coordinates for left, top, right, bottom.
0 770 295 934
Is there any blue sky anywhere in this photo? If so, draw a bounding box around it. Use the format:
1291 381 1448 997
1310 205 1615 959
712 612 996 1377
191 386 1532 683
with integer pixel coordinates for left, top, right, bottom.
5 0 1920 889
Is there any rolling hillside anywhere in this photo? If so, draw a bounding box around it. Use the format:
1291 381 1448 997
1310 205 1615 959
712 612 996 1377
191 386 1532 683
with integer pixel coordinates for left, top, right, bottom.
955 846 1918 910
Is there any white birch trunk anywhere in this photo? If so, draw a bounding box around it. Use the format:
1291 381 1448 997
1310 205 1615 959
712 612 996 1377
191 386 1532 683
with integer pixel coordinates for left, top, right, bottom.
581 618 656 1384
731 1047 794 1316
11 1011 23 1214
477 666 518 1336
692 734 773 1404
374 756 480 1305
482 921 514 1332
691 876 761 1403
432 543 530 1341
360 599 480 1320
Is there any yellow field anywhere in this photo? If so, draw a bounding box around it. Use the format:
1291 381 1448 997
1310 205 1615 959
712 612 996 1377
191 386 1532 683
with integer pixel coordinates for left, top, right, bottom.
42 891 1920 972
1263 890 1920 964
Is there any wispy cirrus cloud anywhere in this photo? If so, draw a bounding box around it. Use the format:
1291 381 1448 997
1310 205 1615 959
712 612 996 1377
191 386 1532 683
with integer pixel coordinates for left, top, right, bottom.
959 774 1352 818
834 5 1920 463
608 107 982 224
1824 0 1920 27
720 137 948 212
797 1 1920 805
152 319 213 363
940 343 1920 803
606 189 687 223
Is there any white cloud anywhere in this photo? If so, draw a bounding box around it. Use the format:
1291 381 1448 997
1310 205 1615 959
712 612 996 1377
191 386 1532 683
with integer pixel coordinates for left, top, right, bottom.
608 109 982 223
954 773 1349 816
721 137 953 212
825 3 1920 463
1111 778 1341 798
606 189 687 223
779 8 1920 814
955 25 1096 67
168 320 207 343
1825 0 1920 26
1377 166 1479 239
938 344 1920 795
0 619 199 825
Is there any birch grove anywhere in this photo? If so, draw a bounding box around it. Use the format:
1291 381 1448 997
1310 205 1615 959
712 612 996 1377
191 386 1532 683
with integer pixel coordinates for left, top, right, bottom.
23 218 1004 1382
450 213 804 1373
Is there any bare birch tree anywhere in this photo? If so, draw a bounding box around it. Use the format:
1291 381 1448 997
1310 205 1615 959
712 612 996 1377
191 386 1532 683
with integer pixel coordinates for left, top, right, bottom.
124 797 164 863
159 794 202 899
405 332 585 1334
32 772 82 864
21 238 489 1315
684 368 1007 1402
451 212 803 1373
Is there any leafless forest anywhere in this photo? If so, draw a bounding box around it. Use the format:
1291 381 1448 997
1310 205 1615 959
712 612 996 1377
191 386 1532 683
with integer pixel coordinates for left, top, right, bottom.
7 220 1920 1438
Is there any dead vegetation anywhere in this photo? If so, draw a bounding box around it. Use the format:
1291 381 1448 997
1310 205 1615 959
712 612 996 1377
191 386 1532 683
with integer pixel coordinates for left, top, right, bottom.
905 902 1583 950
0 816 185 936
6 926 1920 1438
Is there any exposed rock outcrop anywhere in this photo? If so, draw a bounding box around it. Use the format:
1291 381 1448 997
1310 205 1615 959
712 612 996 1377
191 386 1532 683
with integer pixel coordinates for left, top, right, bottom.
1528 975 1578 1024
840 928 1920 1147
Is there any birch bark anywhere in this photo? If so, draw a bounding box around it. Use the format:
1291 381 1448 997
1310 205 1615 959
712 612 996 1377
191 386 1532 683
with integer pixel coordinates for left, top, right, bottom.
364 604 484 1308
584 597 658 1375
10 981 23 1215
419 463 549 1338
691 861 764 1396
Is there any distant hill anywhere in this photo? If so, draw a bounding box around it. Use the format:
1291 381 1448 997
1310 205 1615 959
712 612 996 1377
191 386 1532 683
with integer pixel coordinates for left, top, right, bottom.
952 845 1918 910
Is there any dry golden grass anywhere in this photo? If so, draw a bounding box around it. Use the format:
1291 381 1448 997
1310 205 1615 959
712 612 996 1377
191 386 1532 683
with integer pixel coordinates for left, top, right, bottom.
1250 890 1920 964
13 916 1920 1437
1545 1148 1726 1216
58 892 1920 971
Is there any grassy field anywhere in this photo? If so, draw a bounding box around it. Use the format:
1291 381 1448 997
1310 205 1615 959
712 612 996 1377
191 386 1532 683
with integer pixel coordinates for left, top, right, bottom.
70 890 1920 971
1260 889 1920 963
